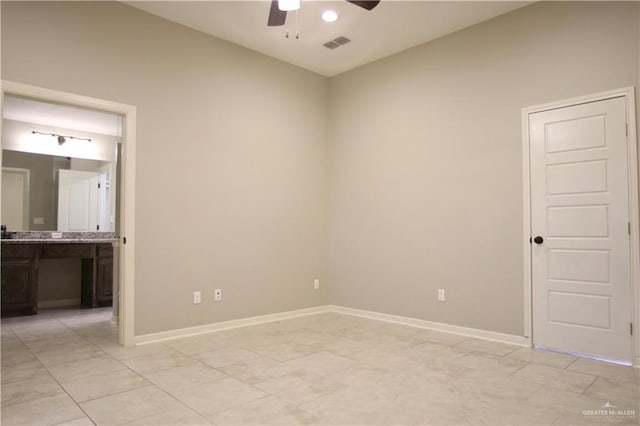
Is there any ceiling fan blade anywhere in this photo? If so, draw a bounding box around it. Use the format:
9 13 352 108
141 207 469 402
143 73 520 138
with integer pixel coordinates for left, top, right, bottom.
268 0 287 26
345 0 381 11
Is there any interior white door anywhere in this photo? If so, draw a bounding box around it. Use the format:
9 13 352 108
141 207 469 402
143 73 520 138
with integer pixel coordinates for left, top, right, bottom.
2 168 28 230
530 96 632 362
58 169 99 232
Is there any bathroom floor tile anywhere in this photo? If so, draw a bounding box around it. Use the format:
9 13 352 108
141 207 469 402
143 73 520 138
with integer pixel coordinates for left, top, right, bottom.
124 404 212 425
285 351 356 376
170 377 267 418
54 416 97 426
2 307 639 426
454 337 520 356
567 357 640 384
79 385 182 425
512 363 597 393
61 368 150 403
209 395 317 425
35 346 105 367
1 373 65 407
506 347 577 369
47 353 127 383
1 393 85 426
1 359 50 384
451 352 527 377
584 376 640 410
220 356 313 385
246 341 315 361
193 346 262 368
122 350 197 374
1 346 38 367
143 361 227 391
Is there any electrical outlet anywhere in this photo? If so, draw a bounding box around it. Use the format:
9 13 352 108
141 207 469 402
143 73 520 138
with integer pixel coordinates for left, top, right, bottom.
214 289 222 301
437 289 445 302
193 291 201 304
313 279 320 290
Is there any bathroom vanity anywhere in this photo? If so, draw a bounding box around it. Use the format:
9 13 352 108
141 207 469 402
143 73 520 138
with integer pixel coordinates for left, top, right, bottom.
1 233 117 316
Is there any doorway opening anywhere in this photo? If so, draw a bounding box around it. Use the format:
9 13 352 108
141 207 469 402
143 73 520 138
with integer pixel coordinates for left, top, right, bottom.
0 81 136 346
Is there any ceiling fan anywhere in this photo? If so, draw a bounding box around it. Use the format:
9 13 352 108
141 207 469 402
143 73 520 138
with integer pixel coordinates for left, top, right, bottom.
267 0 381 26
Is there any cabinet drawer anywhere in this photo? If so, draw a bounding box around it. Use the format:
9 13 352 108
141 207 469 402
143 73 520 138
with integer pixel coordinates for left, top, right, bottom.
1 244 38 259
97 244 113 258
42 244 94 259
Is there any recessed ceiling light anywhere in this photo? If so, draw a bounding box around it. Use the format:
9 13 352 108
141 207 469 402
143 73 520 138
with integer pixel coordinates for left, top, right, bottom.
322 10 338 23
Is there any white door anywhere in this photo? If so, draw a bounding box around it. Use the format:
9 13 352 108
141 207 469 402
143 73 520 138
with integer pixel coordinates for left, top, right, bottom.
1 168 29 230
58 169 99 232
530 96 632 362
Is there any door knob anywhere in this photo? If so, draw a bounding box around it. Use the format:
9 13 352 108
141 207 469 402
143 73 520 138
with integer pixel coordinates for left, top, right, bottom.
533 236 544 245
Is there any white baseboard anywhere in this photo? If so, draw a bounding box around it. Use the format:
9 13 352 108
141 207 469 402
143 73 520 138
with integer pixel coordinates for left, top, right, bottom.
329 305 530 347
135 305 331 345
134 304 529 348
38 298 81 309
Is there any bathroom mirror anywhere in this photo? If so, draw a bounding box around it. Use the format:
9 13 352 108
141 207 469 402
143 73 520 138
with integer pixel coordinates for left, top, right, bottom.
1 95 122 232
1 150 116 232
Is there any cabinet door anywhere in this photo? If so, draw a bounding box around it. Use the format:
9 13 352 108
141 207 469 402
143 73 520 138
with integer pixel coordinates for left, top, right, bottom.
1 258 37 315
96 257 113 304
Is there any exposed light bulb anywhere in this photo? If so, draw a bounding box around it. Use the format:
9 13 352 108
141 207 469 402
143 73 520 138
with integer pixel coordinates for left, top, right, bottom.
322 10 338 22
278 0 300 12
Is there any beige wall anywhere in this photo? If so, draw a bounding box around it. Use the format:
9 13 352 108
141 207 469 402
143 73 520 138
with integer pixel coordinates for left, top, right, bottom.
327 1 639 336
1 1 329 334
38 259 81 304
2 1 639 339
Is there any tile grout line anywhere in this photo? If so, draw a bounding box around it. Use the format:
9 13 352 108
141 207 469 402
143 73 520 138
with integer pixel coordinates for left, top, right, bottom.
49 312 181 425
5 308 637 425
6 316 98 424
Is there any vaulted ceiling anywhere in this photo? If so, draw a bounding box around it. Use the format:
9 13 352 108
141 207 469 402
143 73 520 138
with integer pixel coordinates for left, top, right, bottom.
124 1 532 77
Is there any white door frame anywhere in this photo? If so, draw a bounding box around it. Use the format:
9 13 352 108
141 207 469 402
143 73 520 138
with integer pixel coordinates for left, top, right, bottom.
522 87 640 367
0 81 137 346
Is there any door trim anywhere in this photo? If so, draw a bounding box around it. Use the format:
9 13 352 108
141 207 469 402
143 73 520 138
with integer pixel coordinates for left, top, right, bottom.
0 81 137 346
2 167 30 229
522 87 639 367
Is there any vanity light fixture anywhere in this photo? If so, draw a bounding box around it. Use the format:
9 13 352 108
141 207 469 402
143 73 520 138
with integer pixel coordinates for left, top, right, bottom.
32 131 92 145
322 10 338 22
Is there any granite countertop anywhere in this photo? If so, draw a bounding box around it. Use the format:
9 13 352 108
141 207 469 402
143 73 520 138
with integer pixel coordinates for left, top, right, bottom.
1 238 118 244
1 231 118 244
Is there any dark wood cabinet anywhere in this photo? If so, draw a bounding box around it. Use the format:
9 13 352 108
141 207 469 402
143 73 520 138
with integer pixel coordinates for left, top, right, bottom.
1 254 38 316
81 244 114 308
1 241 114 316
97 257 114 302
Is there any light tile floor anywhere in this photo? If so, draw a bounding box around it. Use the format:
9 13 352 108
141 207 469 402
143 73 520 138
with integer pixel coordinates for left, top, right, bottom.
1 307 639 425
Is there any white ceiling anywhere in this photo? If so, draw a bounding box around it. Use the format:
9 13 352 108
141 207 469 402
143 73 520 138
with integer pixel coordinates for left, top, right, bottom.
125 1 533 77
3 96 122 137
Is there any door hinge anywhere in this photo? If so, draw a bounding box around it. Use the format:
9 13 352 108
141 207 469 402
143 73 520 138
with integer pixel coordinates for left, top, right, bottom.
123 237 127 244
96 225 100 231
98 182 101 189
631 323 633 336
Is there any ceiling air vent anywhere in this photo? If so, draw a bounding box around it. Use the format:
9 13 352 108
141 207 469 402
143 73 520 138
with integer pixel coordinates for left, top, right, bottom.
323 41 340 50
323 36 351 50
